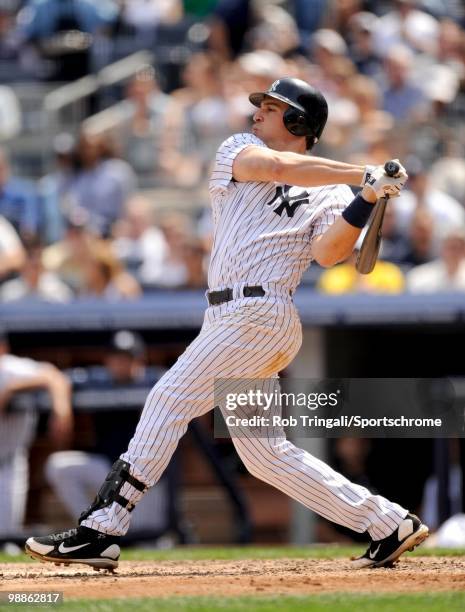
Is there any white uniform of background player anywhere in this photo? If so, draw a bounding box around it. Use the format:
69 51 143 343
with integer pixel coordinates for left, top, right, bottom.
0 355 39 536
80 130 408 541
0 332 72 536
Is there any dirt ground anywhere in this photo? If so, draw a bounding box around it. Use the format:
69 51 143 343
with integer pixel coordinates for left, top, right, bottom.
1 557 464 599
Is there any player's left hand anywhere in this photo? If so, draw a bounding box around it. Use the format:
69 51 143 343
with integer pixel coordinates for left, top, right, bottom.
362 163 408 200
361 159 406 186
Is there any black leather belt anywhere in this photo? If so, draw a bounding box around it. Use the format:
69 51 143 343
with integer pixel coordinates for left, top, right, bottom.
207 285 265 306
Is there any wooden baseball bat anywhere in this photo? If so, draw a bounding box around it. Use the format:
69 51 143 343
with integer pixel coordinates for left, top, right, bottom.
355 160 400 275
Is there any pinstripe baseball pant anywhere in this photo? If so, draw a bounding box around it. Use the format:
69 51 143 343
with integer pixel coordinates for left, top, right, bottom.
81 293 407 538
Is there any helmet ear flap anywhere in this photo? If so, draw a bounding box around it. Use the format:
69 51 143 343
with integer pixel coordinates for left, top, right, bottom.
283 107 310 137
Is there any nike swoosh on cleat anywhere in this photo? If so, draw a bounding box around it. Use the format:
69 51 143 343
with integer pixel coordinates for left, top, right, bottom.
58 542 91 554
369 544 381 559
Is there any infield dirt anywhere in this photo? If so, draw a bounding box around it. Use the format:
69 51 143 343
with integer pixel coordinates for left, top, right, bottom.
1 557 465 599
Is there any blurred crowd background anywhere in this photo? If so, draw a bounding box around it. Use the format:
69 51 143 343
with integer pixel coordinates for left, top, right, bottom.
1 0 465 548
0 0 464 297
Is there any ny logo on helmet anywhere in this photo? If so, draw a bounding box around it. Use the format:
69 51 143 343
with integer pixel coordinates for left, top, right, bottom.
265 185 310 218
269 80 280 92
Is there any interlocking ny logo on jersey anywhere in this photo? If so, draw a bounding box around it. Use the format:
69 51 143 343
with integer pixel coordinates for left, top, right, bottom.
265 185 310 218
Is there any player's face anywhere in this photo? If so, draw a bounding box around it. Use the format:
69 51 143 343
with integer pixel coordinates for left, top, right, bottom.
252 98 294 148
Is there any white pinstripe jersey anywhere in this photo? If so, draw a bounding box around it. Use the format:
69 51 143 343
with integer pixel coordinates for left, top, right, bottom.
208 133 354 293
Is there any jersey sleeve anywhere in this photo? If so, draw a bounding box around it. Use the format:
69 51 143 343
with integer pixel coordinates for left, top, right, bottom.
209 133 266 197
309 185 354 246
0 355 43 385
0 216 22 254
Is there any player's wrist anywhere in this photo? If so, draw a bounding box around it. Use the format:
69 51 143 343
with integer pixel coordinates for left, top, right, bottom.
360 185 377 203
342 193 375 228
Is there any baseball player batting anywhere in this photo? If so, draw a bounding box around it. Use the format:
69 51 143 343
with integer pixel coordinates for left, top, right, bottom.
25 77 429 570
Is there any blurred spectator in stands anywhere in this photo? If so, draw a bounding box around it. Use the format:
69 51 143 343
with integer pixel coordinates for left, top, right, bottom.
146 212 187 289
161 211 206 289
0 147 39 241
0 327 73 536
0 239 73 303
293 0 326 43
373 0 439 56
325 0 363 40
414 21 465 144
381 45 429 122
43 206 140 298
38 132 76 245
113 66 181 183
122 64 170 140
78 240 141 300
0 85 21 141
208 0 254 60
183 236 207 288
347 121 398 167
112 194 168 287
436 18 464 69
17 0 117 81
0 2 21 65
310 28 349 96
430 151 465 205
247 3 300 57
42 207 102 293
121 0 182 34
319 64 360 157
317 251 405 294
447 2 465 24
142 211 206 289
423 63 460 121
346 74 394 157
399 209 436 267
346 11 382 78
45 330 169 535
406 227 465 292
64 130 136 237
237 49 287 93
311 27 347 60
0 214 25 282
376 205 411 265
164 52 232 187
392 156 465 245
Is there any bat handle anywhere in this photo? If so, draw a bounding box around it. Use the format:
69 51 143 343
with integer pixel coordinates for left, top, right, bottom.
384 160 400 177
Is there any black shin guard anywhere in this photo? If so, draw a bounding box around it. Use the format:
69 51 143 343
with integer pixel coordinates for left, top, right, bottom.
79 459 147 523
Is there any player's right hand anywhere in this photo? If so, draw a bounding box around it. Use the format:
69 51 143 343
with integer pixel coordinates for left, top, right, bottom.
362 164 408 200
